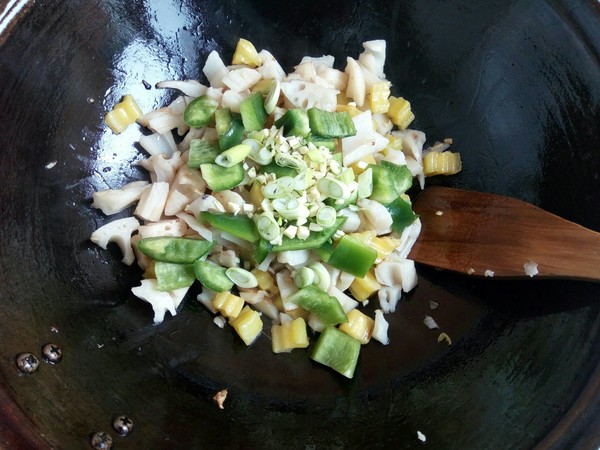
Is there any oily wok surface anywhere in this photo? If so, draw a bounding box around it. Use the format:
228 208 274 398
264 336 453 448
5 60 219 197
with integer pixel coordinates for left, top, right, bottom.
0 0 599 448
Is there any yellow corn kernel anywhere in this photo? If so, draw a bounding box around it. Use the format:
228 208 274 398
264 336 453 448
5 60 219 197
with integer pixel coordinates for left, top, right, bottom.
339 309 375 344
231 306 263 345
371 236 401 260
105 94 143 134
350 154 377 175
213 291 244 319
348 270 381 302
271 317 309 353
387 96 415 130
423 151 462 176
336 103 362 117
232 38 260 67
367 81 391 114
249 181 264 209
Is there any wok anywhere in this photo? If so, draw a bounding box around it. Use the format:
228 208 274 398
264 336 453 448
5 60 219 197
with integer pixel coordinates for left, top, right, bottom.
1 0 599 448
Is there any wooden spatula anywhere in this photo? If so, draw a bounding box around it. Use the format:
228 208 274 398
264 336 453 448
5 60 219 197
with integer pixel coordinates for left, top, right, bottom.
408 186 600 281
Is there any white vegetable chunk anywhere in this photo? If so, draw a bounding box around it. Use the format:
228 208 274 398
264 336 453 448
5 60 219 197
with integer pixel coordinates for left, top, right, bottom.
345 57 366 107
315 65 348 90
164 189 191 216
197 287 218 313
277 250 311 267
372 309 390 345
395 218 422 259
300 55 335 68
170 286 190 309
358 40 387 79
131 279 177 324
139 132 177 157
155 79 207 98
91 181 149 216
138 219 187 239
281 80 338 112
341 111 389 166
327 286 358 313
275 270 298 311
175 212 213 241
134 182 169 222
221 89 249 113
203 51 229 88
338 208 361 233
358 198 393 235
336 271 355 292
375 259 418 292
185 194 225 217
257 50 286 81
378 285 402 313
423 315 439 329
524 260 539 277
222 68 262 93
90 217 140 265
138 152 183 184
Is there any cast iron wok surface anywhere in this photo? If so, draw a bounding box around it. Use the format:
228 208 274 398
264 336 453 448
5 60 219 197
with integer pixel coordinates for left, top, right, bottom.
0 0 599 448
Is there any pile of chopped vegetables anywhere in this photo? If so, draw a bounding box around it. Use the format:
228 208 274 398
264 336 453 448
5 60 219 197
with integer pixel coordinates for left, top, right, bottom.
91 38 461 378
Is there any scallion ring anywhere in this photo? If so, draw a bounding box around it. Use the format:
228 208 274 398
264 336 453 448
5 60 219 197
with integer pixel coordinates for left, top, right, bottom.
293 267 315 288
215 143 251 167
275 153 306 171
317 177 349 200
246 139 273 165
309 262 330 291
225 267 258 289
256 213 280 242
316 205 337 228
262 176 296 199
264 80 281 114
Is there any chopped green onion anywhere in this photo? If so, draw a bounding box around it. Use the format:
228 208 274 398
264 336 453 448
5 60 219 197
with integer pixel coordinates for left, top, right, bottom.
264 80 281 114
215 143 251 167
357 167 373 199
309 262 330 291
338 167 355 184
317 176 349 200
262 176 296 199
316 206 337 228
256 213 280 242
307 148 324 162
275 153 307 171
293 267 315 288
226 267 258 288
246 139 274 165
272 196 309 221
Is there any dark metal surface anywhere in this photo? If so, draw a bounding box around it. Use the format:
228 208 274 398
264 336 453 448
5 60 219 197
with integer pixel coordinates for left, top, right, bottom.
0 0 599 448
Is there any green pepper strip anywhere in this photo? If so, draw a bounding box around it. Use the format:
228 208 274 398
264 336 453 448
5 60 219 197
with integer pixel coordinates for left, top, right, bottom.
311 326 361 379
386 197 418 234
288 285 347 326
326 235 378 278
271 217 346 252
199 212 260 243
138 237 215 264
155 262 196 291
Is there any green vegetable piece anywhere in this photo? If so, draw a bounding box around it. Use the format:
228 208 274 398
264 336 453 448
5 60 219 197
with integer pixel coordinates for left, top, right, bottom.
252 239 272 265
274 109 311 137
311 326 361 379
324 189 358 211
183 95 218 127
199 162 245 191
288 286 347 326
155 262 196 291
188 139 221 168
331 151 343 166
259 160 297 178
386 197 418 233
307 108 356 138
379 160 413 195
199 212 260 243
138 237 214 264
215 109 245 151
368 164 398 204
272 217 346 252
308 136 336 152
239 92 268 132
327 235 378 278
312 240 334 262
193 260 234 292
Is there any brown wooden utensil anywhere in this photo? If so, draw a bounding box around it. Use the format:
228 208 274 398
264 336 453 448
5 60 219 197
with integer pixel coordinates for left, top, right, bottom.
408 186 600 281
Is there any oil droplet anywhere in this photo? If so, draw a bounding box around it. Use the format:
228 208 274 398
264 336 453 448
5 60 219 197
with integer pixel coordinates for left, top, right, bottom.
42 343 63 364
15 353 39 374
112 415 134 436
90 431 113 449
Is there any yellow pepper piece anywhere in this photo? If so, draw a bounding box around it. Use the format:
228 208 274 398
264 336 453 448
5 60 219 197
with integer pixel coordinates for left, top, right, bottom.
348 230 376 246
231 305 263 345
232 38 260 67
213 291 245 319
336 103 362 117
350 154 377 175
387 96 415 130
339 309 375 344
348 270 381 302
423 151 462 176
367 81 391 114
249 181 265 209
371 236 401 260
271 317 309 353
104 94 142 134
382 133 403 156
251 268 276 293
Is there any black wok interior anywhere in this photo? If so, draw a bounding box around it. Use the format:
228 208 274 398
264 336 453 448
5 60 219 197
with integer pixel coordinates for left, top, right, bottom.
1 0 599 448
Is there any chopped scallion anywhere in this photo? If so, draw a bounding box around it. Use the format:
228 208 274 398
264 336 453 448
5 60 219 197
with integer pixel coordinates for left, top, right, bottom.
357 167 373 199
256 213 280 242
215 143 251 167
316 206 337 228
293 267 315 288
226 267 258 288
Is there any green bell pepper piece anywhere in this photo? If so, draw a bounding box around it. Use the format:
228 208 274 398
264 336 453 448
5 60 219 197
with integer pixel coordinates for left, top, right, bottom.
252 239 272 265
311 326 361 379
288 286 347 326
274 109 311 137
239 92 267 132
215 108 245 151
155 262 196 291
386 197 418 234
307 108 356 138
188 139 221 168
379 160 413 196
199 162 245 192
138 237 215 264
326 235 378 278
259 160 298 178
193 259 234 292
271 217 346 252
183 95 218 127
199 212 260 243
